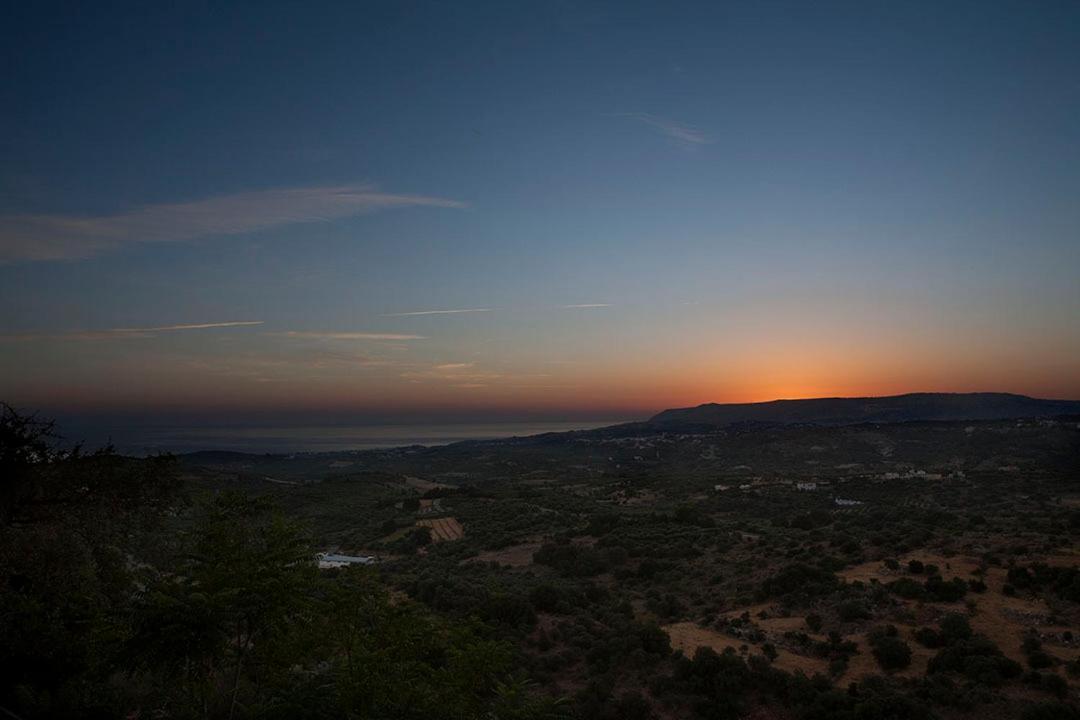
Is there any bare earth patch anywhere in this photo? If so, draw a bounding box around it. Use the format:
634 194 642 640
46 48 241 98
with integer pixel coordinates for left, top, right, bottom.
416 516 464 542
839 552 1079 680
403 475 454 492
839 629 935 683
664 621 828 677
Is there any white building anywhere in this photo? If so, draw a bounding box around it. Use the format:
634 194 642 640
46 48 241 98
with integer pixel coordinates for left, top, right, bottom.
317 552 376 569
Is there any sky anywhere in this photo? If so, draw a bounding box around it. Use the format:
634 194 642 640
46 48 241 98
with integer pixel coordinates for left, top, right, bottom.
2 0 1079 428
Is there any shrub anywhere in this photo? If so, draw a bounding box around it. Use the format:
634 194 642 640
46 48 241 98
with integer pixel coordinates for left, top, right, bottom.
924 575 968 602
914 627 944 648
939 614 973 644
611 691 655 720
1028 650 1055 669
1041 672 1068 698
759 563 838 601
1022 701 1080 720
529 583 561 613
838 600 870 622
638 620 672 656
929 636 1022 686
533 542 607 577
889 577 926 600
870 627 912 671
1007 566 1033 590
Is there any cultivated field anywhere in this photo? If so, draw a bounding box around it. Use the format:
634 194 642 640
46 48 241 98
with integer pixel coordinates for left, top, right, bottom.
416 516 464 542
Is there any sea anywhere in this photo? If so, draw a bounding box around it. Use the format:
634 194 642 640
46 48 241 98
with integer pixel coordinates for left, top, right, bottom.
94 420 623 456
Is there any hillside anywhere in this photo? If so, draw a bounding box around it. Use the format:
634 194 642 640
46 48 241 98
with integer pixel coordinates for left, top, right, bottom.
649 392 1080 428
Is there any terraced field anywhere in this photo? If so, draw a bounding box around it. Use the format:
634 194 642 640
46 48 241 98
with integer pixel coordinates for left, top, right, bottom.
416 516 464 542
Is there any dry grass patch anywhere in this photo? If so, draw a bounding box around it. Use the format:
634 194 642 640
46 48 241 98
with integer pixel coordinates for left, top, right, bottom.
839 553 1080 680
403 475 453 492
416 516 464 542
469 542 542 567
663 621 828 677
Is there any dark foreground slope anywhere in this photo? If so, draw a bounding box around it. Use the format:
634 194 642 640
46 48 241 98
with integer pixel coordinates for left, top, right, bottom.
172 415 1080 720
10 401 1080 720
650 392 1080 429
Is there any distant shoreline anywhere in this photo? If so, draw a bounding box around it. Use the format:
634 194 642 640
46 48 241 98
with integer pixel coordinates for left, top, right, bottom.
75 419 626 456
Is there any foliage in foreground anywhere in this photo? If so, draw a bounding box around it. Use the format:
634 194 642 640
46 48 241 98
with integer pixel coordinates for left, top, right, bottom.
0 406 566 720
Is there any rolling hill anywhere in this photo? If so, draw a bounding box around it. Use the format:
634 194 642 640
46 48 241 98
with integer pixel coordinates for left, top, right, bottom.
648 392 1080 429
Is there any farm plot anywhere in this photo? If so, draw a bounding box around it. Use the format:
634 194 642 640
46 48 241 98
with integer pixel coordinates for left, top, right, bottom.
837 552 1080 684
664 621 828 677
416 517 464 542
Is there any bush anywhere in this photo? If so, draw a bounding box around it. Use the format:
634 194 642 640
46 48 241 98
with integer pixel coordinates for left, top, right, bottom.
929 636 1022 686
759 563 838 601
533 542 607 577
1028 650 1055 669
611 691 655 720
914 627 944 648
939 614 973 644
889 577 926 600
1041 672 1068 698
529 583 561 613
837 600 871 622
1023 701 1080 720
870 632 912 671
638 621 672 656
924 575 967 602
1007 566 1033 590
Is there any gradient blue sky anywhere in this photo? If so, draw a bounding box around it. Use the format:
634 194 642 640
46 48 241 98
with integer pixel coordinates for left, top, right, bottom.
2 0 1078 425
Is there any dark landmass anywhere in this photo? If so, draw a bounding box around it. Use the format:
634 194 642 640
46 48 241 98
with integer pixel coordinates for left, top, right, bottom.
649 392 1080 429
4 398 1080 720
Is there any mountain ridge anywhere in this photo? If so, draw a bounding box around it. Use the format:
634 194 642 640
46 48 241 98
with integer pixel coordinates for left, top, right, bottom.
648 391 1080 428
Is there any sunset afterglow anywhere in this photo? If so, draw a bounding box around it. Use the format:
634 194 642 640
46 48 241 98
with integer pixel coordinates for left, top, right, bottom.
2 3 1078 431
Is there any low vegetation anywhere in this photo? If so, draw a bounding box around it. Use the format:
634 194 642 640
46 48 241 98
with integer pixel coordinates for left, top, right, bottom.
2 404 1079 718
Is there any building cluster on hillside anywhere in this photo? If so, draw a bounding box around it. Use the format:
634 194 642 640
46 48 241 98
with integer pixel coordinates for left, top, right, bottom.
879 468 958 481
316 552 376 569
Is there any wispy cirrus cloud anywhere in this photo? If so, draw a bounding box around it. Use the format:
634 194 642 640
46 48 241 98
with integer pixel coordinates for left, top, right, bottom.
383 308 492 317
435 362 475 370
560 303 613 309
0 320 264 341
618 113 711 145
0 185 464 262
111 320 265 333
304 350 397 368
401 363 502 386
184 350 399 383
270 331 425 341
